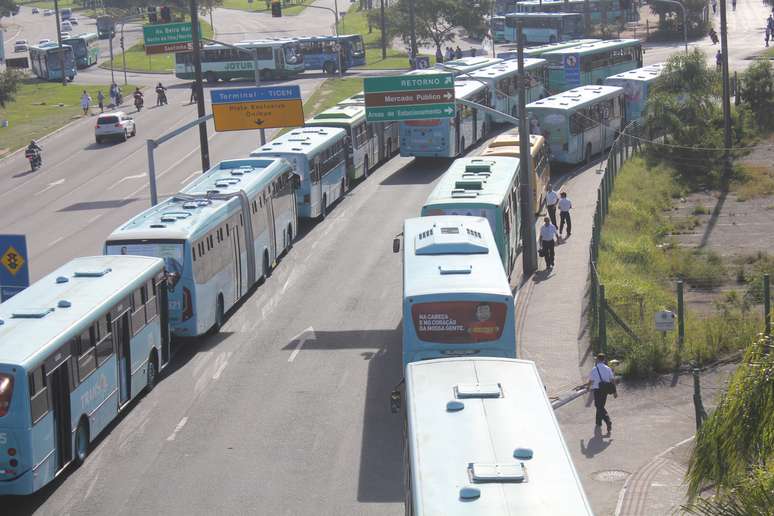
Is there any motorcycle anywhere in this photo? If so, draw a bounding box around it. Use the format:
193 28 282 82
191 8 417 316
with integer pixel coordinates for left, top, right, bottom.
134 94 144 112
25 148 42 171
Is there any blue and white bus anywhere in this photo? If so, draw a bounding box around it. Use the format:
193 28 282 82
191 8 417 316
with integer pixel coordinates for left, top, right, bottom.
516 0 628 24
338 92 401 164
491 15 507 42
400 76 491 158
62 32 100 68
542 39 643 92
421 158 522 278
251 127 348 219
466 58 548 122
504 12 585 45
0 255 169 495
400 358 594 516
497 39 600 61
28 43 76 81
603 63 665 123
289 34 366 74
527 84 624 164
106 158 299 337
396 216 516 368
436 56 503 76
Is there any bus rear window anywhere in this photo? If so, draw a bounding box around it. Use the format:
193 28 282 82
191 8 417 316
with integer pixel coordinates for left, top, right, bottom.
0 374 14 417
411 301 507 343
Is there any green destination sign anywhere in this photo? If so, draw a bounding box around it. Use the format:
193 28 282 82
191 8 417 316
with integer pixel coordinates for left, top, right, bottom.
363 73 455 122
363 73 454 94
365 104 456 122
143 22 195 47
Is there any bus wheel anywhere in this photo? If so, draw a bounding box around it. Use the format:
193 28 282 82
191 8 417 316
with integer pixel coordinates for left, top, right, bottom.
287 224 293 250
460 137 466 155
320 194 328 220
205 71 218 84
341 178 347 196
74 419 90 466
214 294 225 332
323 61 336 75
363 156 370 178
585 143 593 165
261 69 275 81
549 35 557 43
263 250 272 279
145 351 158 393
387 139 393 157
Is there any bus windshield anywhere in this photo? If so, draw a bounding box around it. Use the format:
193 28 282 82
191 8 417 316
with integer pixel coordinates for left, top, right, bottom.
66 39 87 58
412 301 508 343
105 242 185 283
350 38 365 56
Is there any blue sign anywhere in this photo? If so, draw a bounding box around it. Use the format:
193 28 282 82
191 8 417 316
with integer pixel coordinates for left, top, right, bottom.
210 85 301 105
0 235 29 302
564 53 580 88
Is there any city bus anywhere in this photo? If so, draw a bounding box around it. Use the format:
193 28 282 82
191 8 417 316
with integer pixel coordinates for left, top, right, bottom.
288 34 365 73
436 56 503 76
516 0 626 25
421 158 521 278
106 158 298 337
396 216 516 367
491 16 507 42
399 358 594 516
603 62 665 123
481 129 551 211
304 103 378 182
504 13 584 45
174 39 304 82
337 92 400 164
466 58 548 121
28 43 76 81
62 33 100 68
0 255 169 495
251 127 348 219
400 76 491 158
526 84 624 164
542 38 642 93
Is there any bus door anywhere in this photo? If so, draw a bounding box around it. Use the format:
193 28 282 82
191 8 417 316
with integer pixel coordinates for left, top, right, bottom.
265 189 278 262
275 48 284 73
454 110 462 155
156 273 171 368
231 221 243 298
113 311 132 407
47 359 72 470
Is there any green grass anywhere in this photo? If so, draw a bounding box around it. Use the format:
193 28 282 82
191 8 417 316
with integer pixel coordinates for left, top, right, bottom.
20 0 77 10
764 47 774 58
221 0 314 15
596 157 761 378
99 18 213 74
731 163 774 200
0 78 137 157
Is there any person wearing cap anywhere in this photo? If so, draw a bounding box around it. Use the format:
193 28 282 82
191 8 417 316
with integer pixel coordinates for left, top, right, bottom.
586 353 617 434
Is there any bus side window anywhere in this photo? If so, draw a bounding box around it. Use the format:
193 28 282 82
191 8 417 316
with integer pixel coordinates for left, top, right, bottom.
96 314 114 366
77 327 96 382
131 287 146 335
146 280 158 322
29 366 49 424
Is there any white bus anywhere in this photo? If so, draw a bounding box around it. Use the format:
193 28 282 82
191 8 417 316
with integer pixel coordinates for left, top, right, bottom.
174 39 304 82
106 158 298 337
337 92 401 166
399 357 594 516
396 216 516 368
437 56 504 76
251 127 348 219
603 63 665 123
527 84 624 164
465 58 548 122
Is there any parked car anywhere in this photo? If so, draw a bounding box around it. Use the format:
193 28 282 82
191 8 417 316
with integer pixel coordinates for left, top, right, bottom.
38 38 51 45
31 7 40 13
14 40 28 52
95 112 136 143
60 32 70 39
60 20 72 32
43 9 54 16
69 16 78 25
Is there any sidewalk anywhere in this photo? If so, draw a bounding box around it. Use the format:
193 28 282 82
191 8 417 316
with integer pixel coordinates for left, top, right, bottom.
514 160 736 515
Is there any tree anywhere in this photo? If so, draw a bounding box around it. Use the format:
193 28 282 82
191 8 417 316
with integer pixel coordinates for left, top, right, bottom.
650 0 708 37
739 59 774 131
0 69 21 109
199 0 223 33
0 0 17 17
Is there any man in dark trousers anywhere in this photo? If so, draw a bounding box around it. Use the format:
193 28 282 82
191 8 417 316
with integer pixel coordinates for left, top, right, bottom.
539 216 558 269
545 184 559 228
586 353 617 434
558 191 572 237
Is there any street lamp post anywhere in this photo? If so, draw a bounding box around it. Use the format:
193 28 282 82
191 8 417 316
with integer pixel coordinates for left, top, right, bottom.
653 0 688 53
53 0 66 85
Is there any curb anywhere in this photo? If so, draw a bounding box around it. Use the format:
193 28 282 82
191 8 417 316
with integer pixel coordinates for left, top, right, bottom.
98 65 174 75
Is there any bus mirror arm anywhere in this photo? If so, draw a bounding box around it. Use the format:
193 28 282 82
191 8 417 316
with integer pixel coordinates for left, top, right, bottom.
390 378 405 414
393 232 403 253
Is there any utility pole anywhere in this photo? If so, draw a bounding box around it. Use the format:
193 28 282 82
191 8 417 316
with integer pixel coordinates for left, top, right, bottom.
108 31 115 84
408 0 417 57
517 21 537 278
380 0 387 59
190 0 211 172
53 0 66 85
718 0 732 180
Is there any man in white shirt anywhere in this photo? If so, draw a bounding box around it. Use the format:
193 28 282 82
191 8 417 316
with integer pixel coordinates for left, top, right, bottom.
538 217 558 269
545 184 559 228
558 191 572 237
586 353 617 434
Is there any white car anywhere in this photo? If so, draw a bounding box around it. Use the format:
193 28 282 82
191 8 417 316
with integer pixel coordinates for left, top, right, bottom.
43 9 54 16
60 20 73 32
69 16 78 25
38 39 51 45
95 112 136 143
14 40 28 52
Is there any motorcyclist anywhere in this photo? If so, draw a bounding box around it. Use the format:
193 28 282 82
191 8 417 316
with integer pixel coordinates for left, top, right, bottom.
155 82 167 106
26 140 42 168
133 87 144 110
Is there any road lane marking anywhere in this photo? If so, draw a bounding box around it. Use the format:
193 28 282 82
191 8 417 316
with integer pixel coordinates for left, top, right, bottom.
34 178 65 196
83 472 100 501
180 170 200 184
288 327 315 362
47 236 65 248
166 416 189 441
108 172 146 190
212 352 232 380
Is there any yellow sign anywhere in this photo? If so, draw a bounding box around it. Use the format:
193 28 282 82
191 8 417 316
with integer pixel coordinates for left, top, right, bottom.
212 99 305 132
1 245 25 277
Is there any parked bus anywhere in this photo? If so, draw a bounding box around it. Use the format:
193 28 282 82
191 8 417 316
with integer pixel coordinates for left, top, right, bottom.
466 58 547 121
251 127 348 219
337 92 401 164
96 15 115 39
481 129 551 211
399 358 594 516
287 34 365 73
516 0 627 25
106 158 298 337
421 158 521 278
28 43 76 81
400 76 491 158
491 16 507 42
526 84 624 164
542 38 642 93
436 56 503 76
504 13 584 45
305 103 378 182
62 33 100 68
396 216 516 367
0 255 169 495
175 39 304 82
496 39 599 61
603 62 665 123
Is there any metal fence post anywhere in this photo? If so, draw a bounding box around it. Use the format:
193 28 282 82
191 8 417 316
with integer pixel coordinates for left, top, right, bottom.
765 274 771 336
599 284 607 354
677 280 685 355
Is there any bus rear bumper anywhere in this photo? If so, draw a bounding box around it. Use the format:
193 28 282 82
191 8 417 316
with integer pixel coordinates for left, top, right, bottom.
0 467 35 496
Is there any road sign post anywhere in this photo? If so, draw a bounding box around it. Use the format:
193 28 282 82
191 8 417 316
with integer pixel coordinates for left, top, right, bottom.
363 73 455 123
210 86 304 132
0 235 30 302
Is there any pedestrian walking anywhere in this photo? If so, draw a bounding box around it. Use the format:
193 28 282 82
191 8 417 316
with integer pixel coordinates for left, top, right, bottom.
766 26 771 47
711 0 717 14
455 46 463 59
545 184 559 228
709 27 718 44
189 81 197 104
731 0 736 10
586 353 617 434
446 46 454 62
716 49 722 71
538 217 558 269
768 14 774 34
80 90 92 116
558 191 572 237
97 90 105 113
435 47 444 64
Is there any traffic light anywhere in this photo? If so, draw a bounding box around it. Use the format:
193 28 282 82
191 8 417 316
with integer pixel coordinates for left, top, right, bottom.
160 6 171 23
271 0 282 17
147 6 158 24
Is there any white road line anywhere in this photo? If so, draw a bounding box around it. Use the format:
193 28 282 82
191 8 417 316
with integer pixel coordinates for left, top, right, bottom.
180 170 199 185
108 172 146 190
166 416 189 441
47 235 65 248
88 213 102 223
212 352 232 380
34 178 65 196
83 472 100 501
288 327 315 363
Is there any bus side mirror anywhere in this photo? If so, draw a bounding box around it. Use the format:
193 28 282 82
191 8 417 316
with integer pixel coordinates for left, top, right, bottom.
392 237 400 253
390 389 402 414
